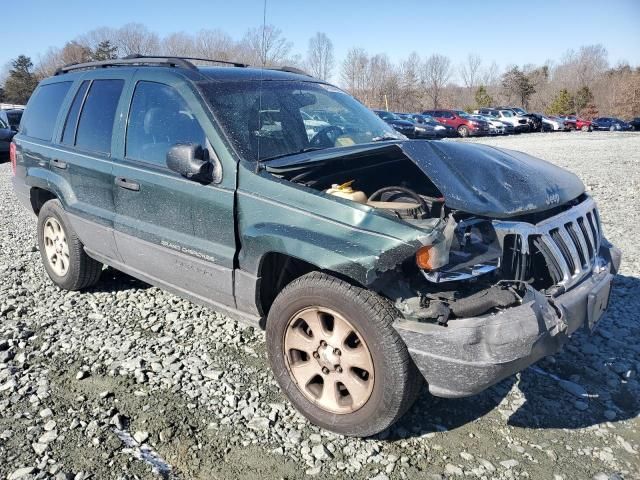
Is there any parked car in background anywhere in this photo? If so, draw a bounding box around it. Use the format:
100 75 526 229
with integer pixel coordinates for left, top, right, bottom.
0 116 16 155
0 109 23 132
537 115 566 131
470 114 505 135
301 111 331 141
373 110 415 138
477 108 529 132
422 109 490 137
560 115 592 132
592 117 633 131
398 113 456 139
630 117 640 131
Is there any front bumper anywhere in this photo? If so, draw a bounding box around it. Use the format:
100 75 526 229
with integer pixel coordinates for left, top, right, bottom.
394 242 621 398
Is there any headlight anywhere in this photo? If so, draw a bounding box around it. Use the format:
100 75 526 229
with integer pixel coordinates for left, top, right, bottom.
435 125 445 130
415 126 426 132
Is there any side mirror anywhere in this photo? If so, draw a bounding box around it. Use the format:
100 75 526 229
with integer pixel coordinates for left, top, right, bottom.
166 144 213 183
0 130 14 142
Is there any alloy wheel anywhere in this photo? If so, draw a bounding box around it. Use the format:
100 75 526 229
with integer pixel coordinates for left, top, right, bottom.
283 307 375 414
43 217 70 277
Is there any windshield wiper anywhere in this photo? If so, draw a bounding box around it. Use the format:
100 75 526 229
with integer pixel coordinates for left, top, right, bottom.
371 133 402 142
260 147 323 162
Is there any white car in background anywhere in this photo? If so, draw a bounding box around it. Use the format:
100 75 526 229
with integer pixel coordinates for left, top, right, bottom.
541 115 566 131
301 111 331 140
471 114 506 135
476 108 529 132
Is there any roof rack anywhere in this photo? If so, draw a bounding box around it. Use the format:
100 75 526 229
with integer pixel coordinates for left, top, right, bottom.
54 54 313 78
54 54 249 76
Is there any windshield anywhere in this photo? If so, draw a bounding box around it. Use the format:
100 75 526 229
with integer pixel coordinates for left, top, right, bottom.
500 110 514 117
455 110 472 118
0 117 8 129
200 81 399 162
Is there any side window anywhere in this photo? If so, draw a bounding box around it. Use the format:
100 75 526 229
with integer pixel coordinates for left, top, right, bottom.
61 81 90 145
20 82 72 140
75 79 124 154
126 81 206 166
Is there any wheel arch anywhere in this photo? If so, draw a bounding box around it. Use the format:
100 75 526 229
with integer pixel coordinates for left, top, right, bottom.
256 251 367 322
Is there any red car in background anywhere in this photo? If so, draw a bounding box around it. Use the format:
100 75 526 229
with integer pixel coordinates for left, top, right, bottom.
422 109 491 137
561 115 592 131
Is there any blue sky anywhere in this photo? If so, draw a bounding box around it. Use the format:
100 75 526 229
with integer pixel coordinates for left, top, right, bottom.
4 0 639 79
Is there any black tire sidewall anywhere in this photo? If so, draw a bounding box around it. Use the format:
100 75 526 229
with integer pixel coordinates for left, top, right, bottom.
266 274 415 437
37 200 83 290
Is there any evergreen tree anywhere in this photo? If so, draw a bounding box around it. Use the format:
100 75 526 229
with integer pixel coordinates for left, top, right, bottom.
3 55 38 104
474 85 494 108
574 86 594 113
501 67 535 108
547 89 574 115
92 40 118 61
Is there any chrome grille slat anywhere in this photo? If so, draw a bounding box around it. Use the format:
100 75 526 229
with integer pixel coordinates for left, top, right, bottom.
557 227 582 274
494 196 603 290
577 217 595 261
541 236 572 281
567 222 589 268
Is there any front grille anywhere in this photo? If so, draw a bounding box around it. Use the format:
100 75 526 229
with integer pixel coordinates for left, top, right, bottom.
495 197 601 291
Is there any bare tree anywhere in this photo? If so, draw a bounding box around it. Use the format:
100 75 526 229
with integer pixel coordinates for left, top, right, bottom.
398 52 422 111
459 54 482 89
240 24 292 67
306 32 334 81
194 29 236 61
340 47 369 101
161 32 196 57
115 23 160 56
421 54 452 108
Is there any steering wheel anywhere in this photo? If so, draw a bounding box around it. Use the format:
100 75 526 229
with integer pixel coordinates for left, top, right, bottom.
309 125 344 148
368 186 430 214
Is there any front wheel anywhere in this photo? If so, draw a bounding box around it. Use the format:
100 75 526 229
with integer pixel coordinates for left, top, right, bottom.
37 199 103 290
266 272 421 437
581 125 590 132
457 125 469 137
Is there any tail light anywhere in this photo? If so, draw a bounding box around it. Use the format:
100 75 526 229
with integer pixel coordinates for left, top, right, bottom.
9 142 17 175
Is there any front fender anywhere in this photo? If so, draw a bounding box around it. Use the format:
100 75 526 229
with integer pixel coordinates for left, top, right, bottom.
237 184 442 286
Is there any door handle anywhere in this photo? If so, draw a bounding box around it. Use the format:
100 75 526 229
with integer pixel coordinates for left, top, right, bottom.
51 159 67 169
115 177 140 191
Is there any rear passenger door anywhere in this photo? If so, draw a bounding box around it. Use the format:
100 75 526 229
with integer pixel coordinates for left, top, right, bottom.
111 71 236 308
50 73 130 262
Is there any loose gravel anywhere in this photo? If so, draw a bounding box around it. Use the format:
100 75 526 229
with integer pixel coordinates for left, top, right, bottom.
0 131 639 480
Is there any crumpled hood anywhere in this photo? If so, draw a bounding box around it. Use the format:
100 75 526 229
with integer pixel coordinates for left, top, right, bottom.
401 141 585 218
265 140 585 219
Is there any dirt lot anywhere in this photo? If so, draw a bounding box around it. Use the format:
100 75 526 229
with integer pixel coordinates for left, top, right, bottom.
0 132 639 480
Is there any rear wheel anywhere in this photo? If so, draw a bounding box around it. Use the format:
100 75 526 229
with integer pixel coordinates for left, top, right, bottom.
609 125 616 131
457 125 469 137
37 200 102 290
266 272 421 437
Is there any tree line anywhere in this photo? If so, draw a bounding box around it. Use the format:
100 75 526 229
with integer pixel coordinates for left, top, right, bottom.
1 23 638 119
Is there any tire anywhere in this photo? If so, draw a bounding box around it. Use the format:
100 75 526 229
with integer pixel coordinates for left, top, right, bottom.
457 125 469 137
609 125 615 132
581 125 590 132
266 272 421 437
37 199 102 290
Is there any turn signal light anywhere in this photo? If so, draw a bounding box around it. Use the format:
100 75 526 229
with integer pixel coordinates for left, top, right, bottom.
416 246 434 270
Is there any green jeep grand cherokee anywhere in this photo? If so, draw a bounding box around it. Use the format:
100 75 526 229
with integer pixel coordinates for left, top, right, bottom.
11 56 620 437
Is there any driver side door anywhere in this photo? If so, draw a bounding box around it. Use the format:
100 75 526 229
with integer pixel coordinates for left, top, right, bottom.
112 73 236 308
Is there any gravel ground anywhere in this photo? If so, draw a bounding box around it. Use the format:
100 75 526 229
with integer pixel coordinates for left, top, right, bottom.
0 131 639 480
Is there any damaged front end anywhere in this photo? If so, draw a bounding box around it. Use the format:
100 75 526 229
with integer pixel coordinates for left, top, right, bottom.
388 195 621 398
265 140 621 398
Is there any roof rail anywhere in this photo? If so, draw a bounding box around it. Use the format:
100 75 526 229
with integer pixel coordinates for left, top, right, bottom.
54 54 248 75
270 65 312 77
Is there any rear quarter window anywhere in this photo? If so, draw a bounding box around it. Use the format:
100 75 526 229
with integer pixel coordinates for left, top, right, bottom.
20 82 72 140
